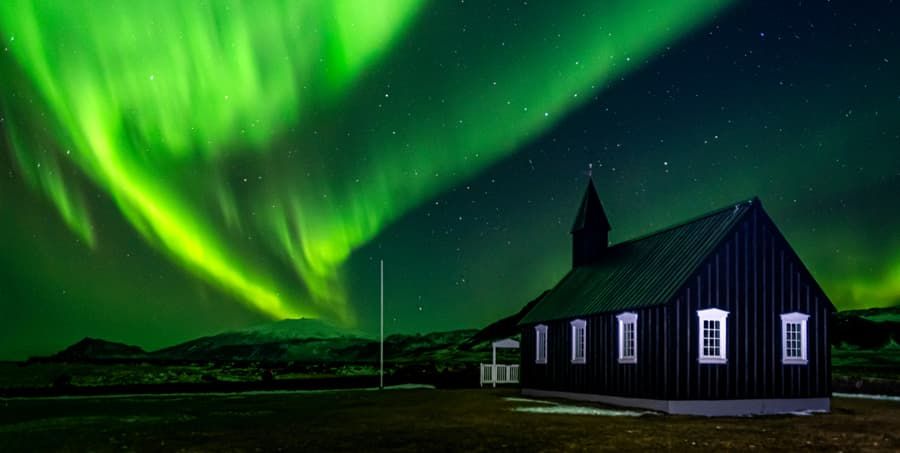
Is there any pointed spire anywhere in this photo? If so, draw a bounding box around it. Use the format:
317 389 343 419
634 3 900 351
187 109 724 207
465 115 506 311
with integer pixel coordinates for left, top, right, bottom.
570 177 611 233
570 176 612 267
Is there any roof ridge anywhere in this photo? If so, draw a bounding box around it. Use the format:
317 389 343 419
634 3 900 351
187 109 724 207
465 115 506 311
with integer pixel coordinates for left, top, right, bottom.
607 197 756 250
518 196 761 325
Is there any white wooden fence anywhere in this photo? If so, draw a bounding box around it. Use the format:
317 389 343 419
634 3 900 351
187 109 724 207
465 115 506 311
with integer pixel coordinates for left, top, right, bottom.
480 364 519 387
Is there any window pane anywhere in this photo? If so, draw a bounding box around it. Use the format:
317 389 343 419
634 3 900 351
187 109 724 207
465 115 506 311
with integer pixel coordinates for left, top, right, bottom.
784 322 804 359
621 322 636 359
701 318 723 358
537 331 545 361
573 326 586 360
579 328 585 357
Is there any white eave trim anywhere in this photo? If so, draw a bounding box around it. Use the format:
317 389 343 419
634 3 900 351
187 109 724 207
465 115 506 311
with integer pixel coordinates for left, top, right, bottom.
493 338 520 349
697 308 729 320
780 312 810 323
615 312 637 323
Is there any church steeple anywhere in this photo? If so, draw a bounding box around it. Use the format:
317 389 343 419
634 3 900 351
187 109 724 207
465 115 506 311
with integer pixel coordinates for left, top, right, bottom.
570 177 611 267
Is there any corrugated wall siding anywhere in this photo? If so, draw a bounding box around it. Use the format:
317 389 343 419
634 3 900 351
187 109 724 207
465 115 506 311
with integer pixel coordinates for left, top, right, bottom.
667 204 832 400
520 304 670 398
521 204 832 400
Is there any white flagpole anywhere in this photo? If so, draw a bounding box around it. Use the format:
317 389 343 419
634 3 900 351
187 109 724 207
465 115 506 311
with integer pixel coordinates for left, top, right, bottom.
380 259 384 390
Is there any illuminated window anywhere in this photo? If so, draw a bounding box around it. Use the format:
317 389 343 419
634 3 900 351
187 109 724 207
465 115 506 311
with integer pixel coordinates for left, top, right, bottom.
697 308 728 364
535 324 548 364
570 319 587 364
616 312 637 364
781 312 809 365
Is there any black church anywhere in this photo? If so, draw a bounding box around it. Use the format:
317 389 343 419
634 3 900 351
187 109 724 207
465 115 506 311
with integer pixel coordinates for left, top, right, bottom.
518 179 835 415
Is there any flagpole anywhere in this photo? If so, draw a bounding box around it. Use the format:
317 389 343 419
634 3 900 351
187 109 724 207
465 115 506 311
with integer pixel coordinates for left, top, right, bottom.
380 259 384 390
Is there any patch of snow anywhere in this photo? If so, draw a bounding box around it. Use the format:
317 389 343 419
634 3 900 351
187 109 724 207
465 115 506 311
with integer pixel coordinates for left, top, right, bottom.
382 384 436 390
833 392 900 402
788 409 828 416
513 405 651 417
504 396 652 416
503 397 557 405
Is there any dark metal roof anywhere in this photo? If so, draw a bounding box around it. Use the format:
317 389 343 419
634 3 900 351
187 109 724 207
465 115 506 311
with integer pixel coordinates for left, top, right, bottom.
571 178 611 233
520 199 756 325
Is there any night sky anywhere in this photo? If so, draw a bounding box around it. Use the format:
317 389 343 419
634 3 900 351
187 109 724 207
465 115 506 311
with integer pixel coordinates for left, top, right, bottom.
1 1 898 359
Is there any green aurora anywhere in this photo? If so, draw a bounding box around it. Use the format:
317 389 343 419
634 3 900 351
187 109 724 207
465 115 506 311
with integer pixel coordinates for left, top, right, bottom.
0 1 730 321
1 0 898 359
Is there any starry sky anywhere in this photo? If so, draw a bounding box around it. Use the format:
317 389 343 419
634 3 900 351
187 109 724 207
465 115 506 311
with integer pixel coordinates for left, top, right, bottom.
1 0 898 359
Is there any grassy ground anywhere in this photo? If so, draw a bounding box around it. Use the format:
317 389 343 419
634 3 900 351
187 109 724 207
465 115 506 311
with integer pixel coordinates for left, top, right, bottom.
0 362 380 388
833 345 900 380
832 345 900 394
0 388 897 452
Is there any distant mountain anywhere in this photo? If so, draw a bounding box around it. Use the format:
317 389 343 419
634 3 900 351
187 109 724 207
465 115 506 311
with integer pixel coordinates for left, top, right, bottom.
152 318 372 362
385 329 483 363
32 293 566 364
151 326 485 363
50 337 146 361
39 317 491 364
839 305 900 323
461 290 547 349
833 305 900 349
237 317 371 340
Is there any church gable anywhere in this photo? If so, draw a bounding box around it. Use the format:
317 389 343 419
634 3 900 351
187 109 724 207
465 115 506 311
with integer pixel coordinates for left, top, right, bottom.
665 200 835 400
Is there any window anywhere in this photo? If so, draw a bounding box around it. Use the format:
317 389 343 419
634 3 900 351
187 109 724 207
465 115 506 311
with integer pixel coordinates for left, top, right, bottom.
616 312 638 364
570 319 587 364
535 324 548 364
781 312 809 365
697 308 729 364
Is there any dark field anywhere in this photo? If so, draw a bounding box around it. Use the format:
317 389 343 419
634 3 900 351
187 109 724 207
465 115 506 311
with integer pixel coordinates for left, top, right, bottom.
1 388 898 452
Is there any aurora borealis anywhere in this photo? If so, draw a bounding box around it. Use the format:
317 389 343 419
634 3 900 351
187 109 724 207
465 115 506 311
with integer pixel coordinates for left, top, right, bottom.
1 1 898 359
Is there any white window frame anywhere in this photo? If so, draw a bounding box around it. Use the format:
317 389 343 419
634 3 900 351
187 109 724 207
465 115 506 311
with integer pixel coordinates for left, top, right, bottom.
535 324 548 364
781 312 809 365
570 319 587 364
697 308 729 364
616 312 638 364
